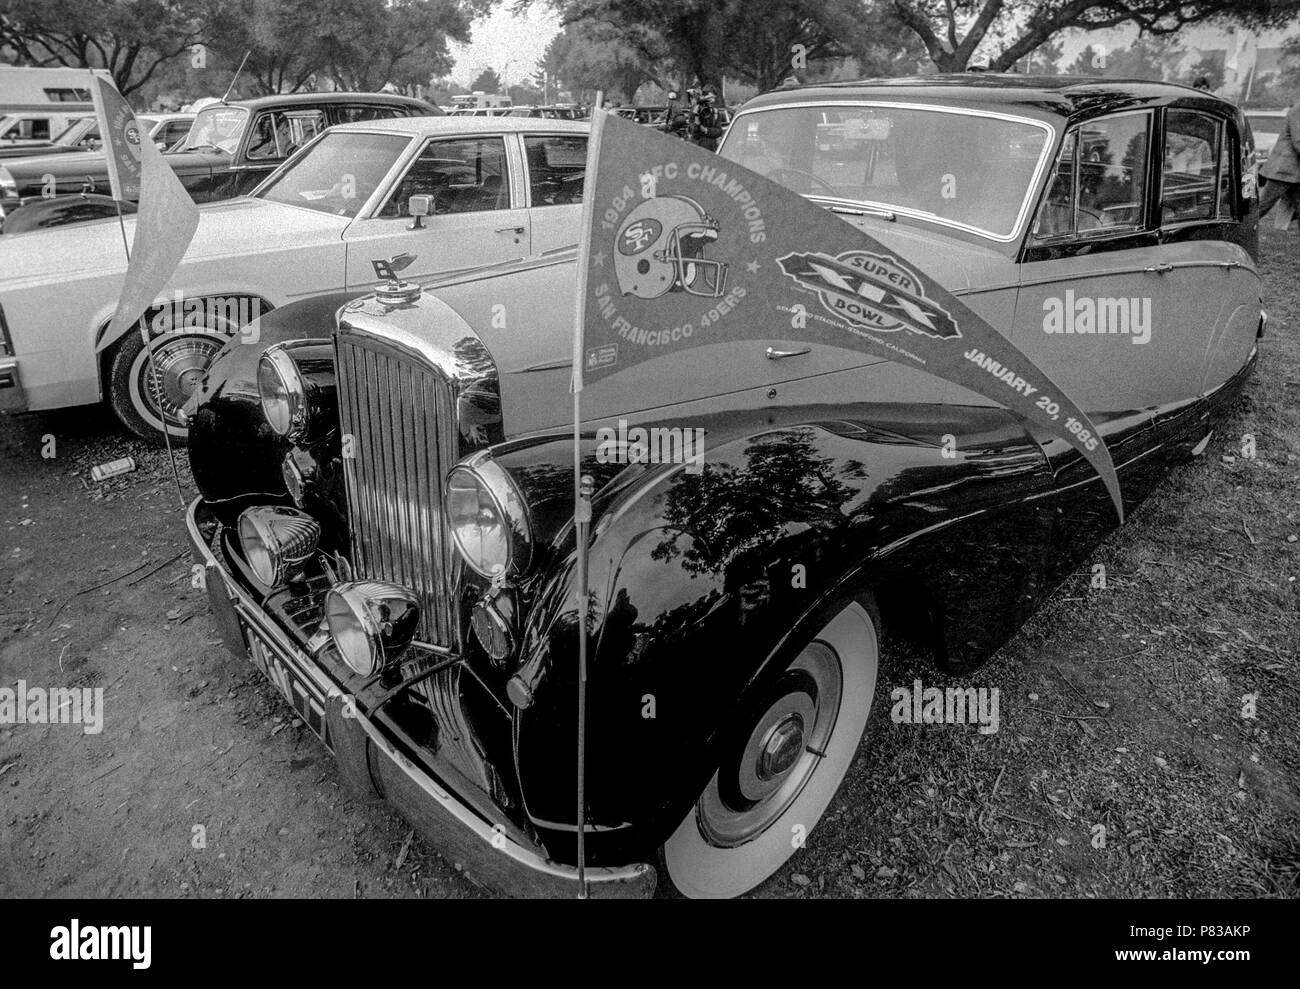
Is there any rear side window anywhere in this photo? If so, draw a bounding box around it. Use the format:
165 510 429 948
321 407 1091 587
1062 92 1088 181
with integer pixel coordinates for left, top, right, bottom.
1162 110 1223 224
524 134 587 206
334 105 408 123
1032 111 1150 240
2 117 51 141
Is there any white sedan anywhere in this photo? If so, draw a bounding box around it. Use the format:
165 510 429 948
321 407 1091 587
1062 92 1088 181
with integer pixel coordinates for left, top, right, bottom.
0 116 588 440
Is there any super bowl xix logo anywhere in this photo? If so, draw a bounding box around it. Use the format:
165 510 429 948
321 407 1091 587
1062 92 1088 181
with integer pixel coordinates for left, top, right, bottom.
777 250 960 340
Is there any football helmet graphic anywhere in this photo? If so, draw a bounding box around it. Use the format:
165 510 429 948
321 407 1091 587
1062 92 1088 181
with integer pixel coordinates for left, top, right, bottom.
614 195 729 299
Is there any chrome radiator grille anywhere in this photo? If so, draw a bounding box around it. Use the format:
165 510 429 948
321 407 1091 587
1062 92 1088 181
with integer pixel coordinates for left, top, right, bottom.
335 329 457 645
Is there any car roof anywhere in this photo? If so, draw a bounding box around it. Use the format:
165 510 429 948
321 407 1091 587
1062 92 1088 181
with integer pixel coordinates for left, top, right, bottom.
741 74 1242 122
221 92 436 112
329 116 590 136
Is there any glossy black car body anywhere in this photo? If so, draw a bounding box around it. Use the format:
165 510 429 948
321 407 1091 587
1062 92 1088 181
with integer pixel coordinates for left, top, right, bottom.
185 77 1264 897
0 92 437 222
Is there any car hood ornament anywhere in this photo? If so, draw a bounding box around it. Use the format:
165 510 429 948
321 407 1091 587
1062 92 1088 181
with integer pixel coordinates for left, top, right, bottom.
371 253 421 304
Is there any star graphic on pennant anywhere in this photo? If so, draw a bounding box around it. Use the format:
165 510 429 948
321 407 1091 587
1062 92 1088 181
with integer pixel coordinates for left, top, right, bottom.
592 250 607 267
746 259 761 274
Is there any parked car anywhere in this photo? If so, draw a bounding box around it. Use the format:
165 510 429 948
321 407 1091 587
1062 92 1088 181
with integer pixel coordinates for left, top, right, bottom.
180 77 1263 897
506 106 578 120
612 105 666 125
0 112 194 168
0 116 588 440
0 93 434 225
0 193 134 235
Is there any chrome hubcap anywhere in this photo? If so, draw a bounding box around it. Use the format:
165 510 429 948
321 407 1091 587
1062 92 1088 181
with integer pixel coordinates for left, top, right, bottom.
698 641 842 847
139 336 223 425
757 715 804 781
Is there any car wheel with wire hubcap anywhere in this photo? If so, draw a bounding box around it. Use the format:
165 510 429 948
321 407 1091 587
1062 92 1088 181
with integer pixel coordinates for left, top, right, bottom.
108 325 229 444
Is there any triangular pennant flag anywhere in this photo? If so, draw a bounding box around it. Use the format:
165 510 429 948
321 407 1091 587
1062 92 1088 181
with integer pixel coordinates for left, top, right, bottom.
90 76 200 354
572 110 1124 521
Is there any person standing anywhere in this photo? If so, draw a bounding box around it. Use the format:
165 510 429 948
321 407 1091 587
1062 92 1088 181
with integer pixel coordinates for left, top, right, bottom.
1258 101 1300 231
689 87 725 152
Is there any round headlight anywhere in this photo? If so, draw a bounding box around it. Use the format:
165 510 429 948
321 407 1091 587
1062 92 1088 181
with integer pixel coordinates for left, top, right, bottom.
325 581 420 677
258 347 308 439
237 506 321 587
445 460 531 578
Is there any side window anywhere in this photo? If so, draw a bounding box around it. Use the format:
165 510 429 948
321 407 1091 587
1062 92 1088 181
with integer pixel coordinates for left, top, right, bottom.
1162 110 1222 224
162 121 191 147
523 134 587 207
246 110 325 160
13 118 52 141
1032 112 1150 240
335 105 393 124
380 136 510 217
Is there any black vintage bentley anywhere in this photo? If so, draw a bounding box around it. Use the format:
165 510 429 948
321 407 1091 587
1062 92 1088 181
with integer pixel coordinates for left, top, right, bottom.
184 77 1264 897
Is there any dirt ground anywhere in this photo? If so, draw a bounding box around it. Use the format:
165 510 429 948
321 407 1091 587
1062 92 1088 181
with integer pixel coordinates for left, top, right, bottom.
1 227 1296 900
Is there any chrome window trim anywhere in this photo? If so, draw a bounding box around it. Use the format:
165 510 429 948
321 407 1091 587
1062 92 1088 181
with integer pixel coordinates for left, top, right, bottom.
1030 108 1154 246
1158 107 1233 228
368 131 518 219
519 130 588 210
722 100 1057 243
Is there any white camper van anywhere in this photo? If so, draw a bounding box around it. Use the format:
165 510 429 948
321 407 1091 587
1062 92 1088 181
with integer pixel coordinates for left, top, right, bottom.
0 66 111 146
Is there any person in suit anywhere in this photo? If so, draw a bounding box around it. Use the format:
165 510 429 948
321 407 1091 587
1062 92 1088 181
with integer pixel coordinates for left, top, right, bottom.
1258 102 1300 230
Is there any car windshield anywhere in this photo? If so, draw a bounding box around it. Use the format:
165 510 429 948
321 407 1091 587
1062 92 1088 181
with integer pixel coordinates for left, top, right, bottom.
719 104 1052 239
255 130 411 217
180 105 249 153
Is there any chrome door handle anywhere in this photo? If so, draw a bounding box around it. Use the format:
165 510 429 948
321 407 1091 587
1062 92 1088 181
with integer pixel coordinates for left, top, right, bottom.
1143 263 1173 274
766 346 811 360
495 225 525 234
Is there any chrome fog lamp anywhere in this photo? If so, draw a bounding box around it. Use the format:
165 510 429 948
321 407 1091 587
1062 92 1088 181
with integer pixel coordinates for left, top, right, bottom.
325 581 421 677
445 458 532 578
258 347 309 439
237 506 321 587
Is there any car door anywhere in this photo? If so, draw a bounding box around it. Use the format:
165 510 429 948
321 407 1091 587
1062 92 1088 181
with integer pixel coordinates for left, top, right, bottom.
1154 107 1262 396
521 131 586 254
342 132 530 290
1012 109 1211 414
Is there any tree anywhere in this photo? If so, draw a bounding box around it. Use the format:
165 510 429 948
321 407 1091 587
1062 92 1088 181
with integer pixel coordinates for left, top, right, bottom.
1186 53 1224 90
1064 43 1106 76
0 0 217 97
883 1 1292 74
533 0 917 95
542 18 667 103
470 66 502 92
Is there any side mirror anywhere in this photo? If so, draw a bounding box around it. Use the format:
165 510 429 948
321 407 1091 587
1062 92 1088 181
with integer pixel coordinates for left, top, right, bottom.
407 193 433 230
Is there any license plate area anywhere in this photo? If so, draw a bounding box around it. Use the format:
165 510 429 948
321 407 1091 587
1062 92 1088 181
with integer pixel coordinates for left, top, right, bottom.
236 609 333 750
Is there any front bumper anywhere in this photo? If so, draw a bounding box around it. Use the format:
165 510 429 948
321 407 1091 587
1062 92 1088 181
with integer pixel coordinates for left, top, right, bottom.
185 497 656 898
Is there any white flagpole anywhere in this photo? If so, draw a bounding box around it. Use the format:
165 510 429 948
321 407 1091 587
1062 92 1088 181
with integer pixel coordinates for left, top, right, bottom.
570 91 606 899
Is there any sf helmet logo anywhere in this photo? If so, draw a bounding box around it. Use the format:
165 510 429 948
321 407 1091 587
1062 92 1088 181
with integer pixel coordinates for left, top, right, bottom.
614 195 728 300
619 218 661 255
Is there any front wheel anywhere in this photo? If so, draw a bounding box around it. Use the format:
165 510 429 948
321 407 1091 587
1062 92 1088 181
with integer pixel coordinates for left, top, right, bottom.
661 596 880 898
108 327 229 444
